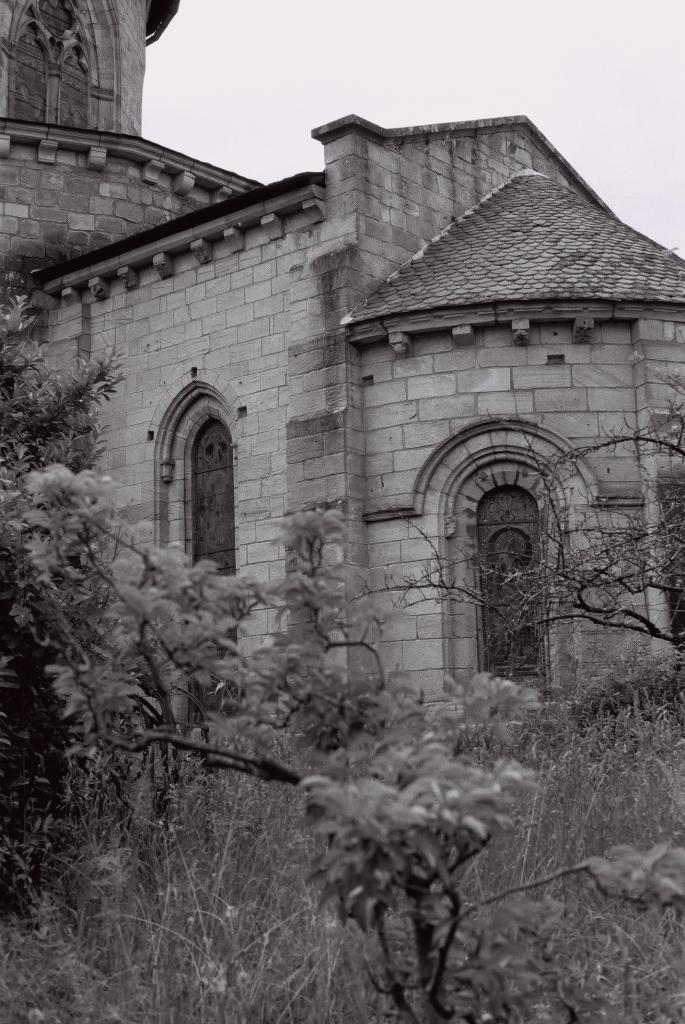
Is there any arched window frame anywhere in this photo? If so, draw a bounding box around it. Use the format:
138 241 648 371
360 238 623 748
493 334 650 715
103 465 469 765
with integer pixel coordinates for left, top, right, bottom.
154 383 239 571
441 458 552 682
8 0 97 126
403 419 599 687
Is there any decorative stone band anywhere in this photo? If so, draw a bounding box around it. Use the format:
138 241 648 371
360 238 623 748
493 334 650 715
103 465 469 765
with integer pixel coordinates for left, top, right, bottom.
0 117 258 200
37 176 327 299
346 302 685 351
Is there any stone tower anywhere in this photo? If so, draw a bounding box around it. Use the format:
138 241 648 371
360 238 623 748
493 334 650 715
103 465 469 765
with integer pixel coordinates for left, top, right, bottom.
0 0 256 299
0 0 179 134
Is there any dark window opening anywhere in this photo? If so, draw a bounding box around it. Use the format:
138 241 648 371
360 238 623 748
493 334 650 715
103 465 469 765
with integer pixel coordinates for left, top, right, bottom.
192 419 236 575
189 419 236 723
477 485 542 676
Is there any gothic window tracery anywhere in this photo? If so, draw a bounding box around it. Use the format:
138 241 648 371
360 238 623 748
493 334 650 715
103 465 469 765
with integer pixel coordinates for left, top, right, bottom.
191 419 236 575
477 485 542 675
9 0 92 126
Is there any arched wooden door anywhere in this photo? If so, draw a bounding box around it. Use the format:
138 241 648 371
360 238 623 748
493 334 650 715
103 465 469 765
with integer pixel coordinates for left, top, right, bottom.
477 485 542 676
191 420 235 574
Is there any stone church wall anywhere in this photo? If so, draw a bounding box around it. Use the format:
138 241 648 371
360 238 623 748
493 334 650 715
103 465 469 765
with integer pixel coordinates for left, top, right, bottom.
357 317 683 694
287 116 606 584
40 116 678 688
315 115 607 306
0 122 257 297
49 204 341 653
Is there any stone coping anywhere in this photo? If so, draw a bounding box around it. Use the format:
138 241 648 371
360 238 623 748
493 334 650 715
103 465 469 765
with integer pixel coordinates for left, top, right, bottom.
0 118 259 194
311 113 609 213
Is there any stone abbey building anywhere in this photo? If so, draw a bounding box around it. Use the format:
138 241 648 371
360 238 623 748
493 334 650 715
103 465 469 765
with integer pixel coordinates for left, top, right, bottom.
3 0 685 692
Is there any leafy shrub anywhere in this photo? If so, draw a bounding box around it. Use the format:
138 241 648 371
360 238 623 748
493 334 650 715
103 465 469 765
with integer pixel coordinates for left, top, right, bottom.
0 298 119 909
570 647 685 729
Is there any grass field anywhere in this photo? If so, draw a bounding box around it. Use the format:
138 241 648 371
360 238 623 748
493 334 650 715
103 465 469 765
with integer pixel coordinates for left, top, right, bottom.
3 687 685 1023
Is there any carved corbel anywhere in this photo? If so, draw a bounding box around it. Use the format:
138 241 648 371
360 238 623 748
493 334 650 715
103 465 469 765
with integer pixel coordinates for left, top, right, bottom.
261 213 284 240
142 159 164 185
511 318 530 346
87 146 107 171
153 252 173 279
389 331 412 357
38 140 58 164
223 226 245 253
451 324 475 347
190 239 213 264
60 286 81 305
302 197 325 222
573 316 595 344
160 459 175 484
88 276 109 300
213 185 233 203
117 265 139 290
173 170 195 196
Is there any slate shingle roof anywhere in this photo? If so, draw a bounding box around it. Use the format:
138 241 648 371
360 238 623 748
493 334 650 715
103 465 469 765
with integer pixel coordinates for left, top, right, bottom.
347 172 685 323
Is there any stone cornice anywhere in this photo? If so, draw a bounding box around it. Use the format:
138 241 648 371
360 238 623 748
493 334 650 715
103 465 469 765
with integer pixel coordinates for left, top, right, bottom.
0 118 259 195
36 178 326 295
311 113 610 213
344 299 685 346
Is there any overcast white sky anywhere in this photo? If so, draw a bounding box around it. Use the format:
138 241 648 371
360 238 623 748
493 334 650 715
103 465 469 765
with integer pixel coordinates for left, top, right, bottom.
143 0 684 253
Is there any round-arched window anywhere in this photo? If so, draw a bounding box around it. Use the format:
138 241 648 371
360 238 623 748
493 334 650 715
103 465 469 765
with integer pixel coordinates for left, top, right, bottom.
477 485 541 675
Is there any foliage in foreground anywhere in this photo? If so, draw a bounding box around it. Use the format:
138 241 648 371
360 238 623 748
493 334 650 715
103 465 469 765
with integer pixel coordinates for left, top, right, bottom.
9 455 685 1022
3 702 685 1024
4 298 685 1021
0 298 119 905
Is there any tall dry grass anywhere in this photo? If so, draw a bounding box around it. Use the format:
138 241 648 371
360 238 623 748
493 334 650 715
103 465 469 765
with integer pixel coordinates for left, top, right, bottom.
467 701 685 1022
3 672 685 1022
0 763 375 1024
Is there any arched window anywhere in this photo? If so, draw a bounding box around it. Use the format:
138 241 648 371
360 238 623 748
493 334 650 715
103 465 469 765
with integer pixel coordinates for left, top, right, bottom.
477 485 542 676
9 1 92 126
191 419 236 574
10 21 48 121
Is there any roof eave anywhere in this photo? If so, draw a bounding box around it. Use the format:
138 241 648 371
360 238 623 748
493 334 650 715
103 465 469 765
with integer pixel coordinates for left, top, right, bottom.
146 0 180 44
33 172 326 293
